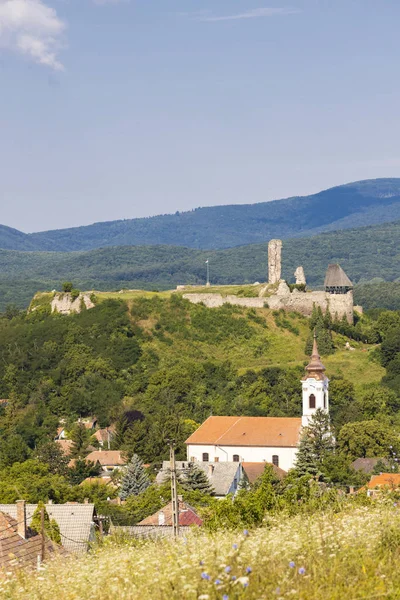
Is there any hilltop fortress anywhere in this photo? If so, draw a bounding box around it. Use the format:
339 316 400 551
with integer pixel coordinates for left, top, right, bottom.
183 239 359 323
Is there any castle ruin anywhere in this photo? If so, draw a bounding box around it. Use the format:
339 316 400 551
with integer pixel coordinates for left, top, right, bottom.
183 239 358 323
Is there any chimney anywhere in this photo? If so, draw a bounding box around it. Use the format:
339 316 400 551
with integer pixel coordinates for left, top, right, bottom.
16 500 27 539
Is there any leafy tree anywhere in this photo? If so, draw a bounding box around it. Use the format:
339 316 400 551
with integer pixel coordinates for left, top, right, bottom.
35 441 69 476
339 420 399 459
0 434 30 467
69 423 91 459
62 282 73 293
30 501 61 544
380 328 400 367
68 458 101 485
119 454 151 500
180 463 214 495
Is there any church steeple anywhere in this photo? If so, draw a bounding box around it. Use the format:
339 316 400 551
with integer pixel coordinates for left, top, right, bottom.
301 333 329 427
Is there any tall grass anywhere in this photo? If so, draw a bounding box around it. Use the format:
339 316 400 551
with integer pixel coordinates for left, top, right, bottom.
2 505 400 599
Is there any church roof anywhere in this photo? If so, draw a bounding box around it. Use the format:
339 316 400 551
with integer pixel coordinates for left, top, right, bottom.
185 416 302 448
324 264 353 288
302 334 326 381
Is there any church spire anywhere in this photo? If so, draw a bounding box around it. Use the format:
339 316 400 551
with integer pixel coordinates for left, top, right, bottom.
302 331 326 381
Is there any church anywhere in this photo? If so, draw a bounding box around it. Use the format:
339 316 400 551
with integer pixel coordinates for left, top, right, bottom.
185 335 329 472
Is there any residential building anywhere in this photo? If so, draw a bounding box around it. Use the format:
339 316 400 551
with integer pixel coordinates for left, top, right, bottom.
365 473 400 497
85 450 127 475
185 336 329 472
0 500 63 570
0 501 97 554
242 462 287 485
156 460 242 498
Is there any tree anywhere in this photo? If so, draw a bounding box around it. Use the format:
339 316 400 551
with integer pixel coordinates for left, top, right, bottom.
119 454 151 500
339 420 399 460
62 282 73 293
35 441 69 476
294 409 334 477
180 463 214 495
30 501 61 544
68 458 101 485
69 423 91 459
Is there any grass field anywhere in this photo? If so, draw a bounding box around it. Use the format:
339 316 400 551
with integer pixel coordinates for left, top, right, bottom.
2 503 400 599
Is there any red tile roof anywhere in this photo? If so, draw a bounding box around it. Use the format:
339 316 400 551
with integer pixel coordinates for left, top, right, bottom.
138 500 203 527
242 462 287 484
85 450 126 467
55 439 73 456
0 512 63 569
186 416 302 447
367 473 400 489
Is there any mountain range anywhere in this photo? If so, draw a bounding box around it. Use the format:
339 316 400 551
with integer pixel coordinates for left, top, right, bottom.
2 178 400 251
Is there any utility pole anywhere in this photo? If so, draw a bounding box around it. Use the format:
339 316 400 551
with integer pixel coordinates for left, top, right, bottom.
40 507 45 563
167 440 179 538
206 259 210 287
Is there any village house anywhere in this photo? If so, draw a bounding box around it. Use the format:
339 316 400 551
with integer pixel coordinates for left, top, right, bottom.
0 500 63 570
364 473 400 497
0 501 97 554
156 460 242 498
185 336 329 472
85 450 127 476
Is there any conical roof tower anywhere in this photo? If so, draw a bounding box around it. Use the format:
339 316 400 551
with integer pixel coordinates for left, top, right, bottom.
302 332 326 381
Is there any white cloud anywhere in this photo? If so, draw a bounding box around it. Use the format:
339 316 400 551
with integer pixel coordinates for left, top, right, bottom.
0 0 65 70
200 7 299 22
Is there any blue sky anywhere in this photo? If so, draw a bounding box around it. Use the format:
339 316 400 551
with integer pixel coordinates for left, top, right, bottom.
1 0 400 232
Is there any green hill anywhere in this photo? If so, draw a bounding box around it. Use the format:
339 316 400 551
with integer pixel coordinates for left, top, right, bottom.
2 178 400 251
0 220 399 311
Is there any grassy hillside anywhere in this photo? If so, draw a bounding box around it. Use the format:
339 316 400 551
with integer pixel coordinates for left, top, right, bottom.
3 505 400 599
0 220 399 311
2 178 400 251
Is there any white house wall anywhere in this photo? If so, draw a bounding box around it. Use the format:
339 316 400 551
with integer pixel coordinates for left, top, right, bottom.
187 444 298 472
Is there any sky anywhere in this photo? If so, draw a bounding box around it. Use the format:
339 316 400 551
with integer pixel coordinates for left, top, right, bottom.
1 0 400 232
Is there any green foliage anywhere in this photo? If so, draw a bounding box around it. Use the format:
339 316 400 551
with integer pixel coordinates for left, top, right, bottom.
30 501 61 544
179 463 214 495
34 441 69 476
339 420 400 459
294 409 334 478
68 458 101 485
119 454 151 500
62 282 73 293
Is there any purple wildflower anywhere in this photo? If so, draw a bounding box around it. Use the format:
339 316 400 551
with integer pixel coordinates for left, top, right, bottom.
289 561 295 568
246 567 252 574
231 576 237 581
199 560 204 566
233 543 238 550
298 567 306 575
201 572 210 580
215 579 222 585
225 566 231 573
243 529 249 536
223 596 229 600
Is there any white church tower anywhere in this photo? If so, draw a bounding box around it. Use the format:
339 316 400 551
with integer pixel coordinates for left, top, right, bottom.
301 333 329 428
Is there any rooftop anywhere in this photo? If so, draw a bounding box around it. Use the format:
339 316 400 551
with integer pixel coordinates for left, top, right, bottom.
138 500 203 527
185 416 302 448
324 264 353 289
86 450 127 467
157 460 241 496
242 462 287 484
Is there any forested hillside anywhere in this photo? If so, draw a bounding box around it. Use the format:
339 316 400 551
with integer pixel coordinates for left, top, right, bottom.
0 220 398 311
1 178 400 251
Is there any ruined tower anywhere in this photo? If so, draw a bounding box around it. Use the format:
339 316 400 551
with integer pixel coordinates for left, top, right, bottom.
268 239 282 284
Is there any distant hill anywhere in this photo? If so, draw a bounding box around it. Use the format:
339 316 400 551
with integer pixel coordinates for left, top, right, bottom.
0 220 398 311
2 178 400 251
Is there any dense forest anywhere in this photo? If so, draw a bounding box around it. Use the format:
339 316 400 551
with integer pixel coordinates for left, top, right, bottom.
0 220 398 311
1 179 400 251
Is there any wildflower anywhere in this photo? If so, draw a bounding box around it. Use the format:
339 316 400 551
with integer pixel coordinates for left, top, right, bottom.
233 543 238 550
231 576 237 581
243 529 249 536
225 566 231 573
289 561 295 568
298 567 306 575
201 572 211 580
246 567 252 574
215 579 222 585
199 560 204 566
223 596 229 600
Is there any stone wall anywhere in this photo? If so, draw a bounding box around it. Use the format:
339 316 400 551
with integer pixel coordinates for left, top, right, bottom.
51 292 95 315
183 287 354 323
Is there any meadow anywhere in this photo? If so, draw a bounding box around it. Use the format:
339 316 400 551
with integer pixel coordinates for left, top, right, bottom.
2 503 400 599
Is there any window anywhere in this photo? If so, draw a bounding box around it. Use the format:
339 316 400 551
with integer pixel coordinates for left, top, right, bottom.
233 454 240 462
214 457 219 463
202 453 209 462
272 455 279 467
309 394 316 409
